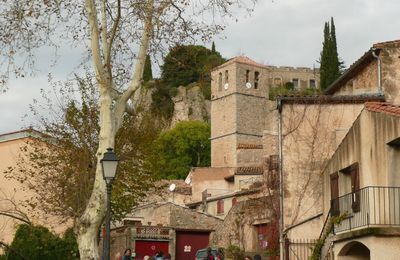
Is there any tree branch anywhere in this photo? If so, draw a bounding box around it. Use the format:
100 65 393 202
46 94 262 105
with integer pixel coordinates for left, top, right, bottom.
105 0 121 66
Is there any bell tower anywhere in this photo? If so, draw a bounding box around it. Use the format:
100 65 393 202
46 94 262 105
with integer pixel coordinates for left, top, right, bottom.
210 56 269 168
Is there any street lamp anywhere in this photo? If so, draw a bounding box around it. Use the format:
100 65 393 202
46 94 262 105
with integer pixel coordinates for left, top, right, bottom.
101 148 119 260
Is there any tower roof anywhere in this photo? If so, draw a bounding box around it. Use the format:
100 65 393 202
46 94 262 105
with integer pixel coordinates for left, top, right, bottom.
212 55 267 71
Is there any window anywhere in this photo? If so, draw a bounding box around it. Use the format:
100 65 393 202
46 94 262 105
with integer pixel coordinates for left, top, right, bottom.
309 79 316 89
246 70 250 83
225 70 229 84
341 163 360 212
254 71 260 89
217 199 224 214
218 72 222 91
292 78 299 89
330 172 339 216
232 197 237 206
274 77 282 87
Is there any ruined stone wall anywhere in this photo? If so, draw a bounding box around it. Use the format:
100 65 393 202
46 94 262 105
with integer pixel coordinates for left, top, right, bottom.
380 43 400 105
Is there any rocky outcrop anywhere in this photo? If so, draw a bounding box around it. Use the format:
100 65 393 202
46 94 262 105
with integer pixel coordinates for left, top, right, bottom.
171 85 210 127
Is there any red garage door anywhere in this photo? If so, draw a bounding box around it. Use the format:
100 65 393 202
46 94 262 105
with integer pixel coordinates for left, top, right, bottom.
175 231 210 260
135 240 169 260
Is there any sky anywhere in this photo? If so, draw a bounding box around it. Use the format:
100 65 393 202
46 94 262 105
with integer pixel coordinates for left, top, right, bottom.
1 0 400 133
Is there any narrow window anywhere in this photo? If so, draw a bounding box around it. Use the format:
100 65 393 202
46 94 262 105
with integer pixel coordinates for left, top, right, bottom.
218 72 222 91
330 172 339 216
350 164 360 212
309 79 316 89
217 200 224 214
246 70 250 83
254 71 260 89
225 70 229 84
292 78 299 89
232 197 237 206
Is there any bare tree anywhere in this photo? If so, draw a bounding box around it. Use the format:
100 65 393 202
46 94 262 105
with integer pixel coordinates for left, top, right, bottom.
0 1 256 258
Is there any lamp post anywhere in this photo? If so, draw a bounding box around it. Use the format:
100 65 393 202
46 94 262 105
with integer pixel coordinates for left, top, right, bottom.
101 148 119 260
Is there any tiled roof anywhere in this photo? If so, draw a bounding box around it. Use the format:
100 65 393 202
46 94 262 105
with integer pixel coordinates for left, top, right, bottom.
235 166 263 175
373 39 400 48
365 102 400 117
212 56 267 71
237 143 263 150
278 94 385 104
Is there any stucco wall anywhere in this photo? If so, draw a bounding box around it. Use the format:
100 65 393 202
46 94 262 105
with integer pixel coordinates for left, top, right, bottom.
280 103 364 238
322 108 400 215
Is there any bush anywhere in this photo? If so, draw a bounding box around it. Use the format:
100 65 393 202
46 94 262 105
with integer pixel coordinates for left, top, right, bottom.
2 224 79 260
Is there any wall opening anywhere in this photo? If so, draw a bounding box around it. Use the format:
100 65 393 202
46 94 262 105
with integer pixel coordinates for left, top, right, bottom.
254 71 260 89
218 72 222 91
338 241 370 260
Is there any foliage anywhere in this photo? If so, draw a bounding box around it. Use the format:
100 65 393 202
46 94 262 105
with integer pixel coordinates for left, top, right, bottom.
150 121 211 179
310 213 347 260
225 245 245 260
269 84 322 100
2 224 79 260
143 55 153 82
161 45 225 89
319 17 344 90
150 80 176 120
5 74 160 222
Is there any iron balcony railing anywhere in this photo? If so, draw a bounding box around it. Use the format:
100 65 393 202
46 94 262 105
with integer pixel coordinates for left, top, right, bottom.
331 186 400 233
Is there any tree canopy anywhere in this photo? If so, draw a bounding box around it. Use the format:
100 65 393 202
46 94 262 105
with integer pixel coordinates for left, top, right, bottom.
319 17 343 90
151 121 211 179
161 45 225 88
2 225 79 260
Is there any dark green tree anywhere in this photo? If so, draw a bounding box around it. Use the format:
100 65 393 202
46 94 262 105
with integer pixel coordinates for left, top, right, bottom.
211 41 216 53
319 17 342 90
161 45 224 88
143 55 153 82
3 224 79 260
150 121 211 179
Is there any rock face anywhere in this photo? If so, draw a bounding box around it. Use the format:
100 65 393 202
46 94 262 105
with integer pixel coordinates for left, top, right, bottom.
171 85 210 127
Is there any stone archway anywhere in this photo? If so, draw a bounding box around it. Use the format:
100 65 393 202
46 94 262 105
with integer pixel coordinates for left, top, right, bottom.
338 241 370 260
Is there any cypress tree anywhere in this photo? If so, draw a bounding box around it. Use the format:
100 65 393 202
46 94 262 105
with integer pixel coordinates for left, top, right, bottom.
143 54 153 82
211 41 216 53
319 17 341 90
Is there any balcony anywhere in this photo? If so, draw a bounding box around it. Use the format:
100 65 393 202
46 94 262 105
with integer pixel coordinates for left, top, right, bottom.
331 186 400 233
133 226 170 240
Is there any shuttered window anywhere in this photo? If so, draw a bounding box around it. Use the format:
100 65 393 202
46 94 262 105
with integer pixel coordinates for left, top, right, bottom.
330 172 339 216
217 199 224 214
350 164 360 212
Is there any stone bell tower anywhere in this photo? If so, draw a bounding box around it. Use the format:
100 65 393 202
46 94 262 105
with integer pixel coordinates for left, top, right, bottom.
210 56 269 168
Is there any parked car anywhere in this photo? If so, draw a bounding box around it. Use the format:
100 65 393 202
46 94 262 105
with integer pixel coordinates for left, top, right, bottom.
195 248 219 260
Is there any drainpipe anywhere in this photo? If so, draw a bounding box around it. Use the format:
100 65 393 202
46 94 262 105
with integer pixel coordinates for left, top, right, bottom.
277 97 285 260
372 48 383 95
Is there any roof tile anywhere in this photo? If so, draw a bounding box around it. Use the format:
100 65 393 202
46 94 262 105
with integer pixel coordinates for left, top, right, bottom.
365 102 400 117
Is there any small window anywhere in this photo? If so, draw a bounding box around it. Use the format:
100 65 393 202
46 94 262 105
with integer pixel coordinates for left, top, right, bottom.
309 79 316 89
246 70 250 83
274 77 282 87
225 70 229 84
217 200 224 214
254 71 260 89
330 172 339 216
292 78 299 89
232 197 237 206
218 72 222 91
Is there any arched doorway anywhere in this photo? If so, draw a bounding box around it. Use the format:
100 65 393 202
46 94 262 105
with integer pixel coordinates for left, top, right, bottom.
338 241 370 260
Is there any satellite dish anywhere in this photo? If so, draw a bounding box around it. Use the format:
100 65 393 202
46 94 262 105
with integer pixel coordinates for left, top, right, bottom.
169 183 176 192
245 82 252 89
224 83 229 90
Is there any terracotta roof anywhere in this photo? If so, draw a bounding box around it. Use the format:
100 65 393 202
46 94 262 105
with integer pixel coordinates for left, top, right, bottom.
373 39 400 48
235 166 263 175
237 143 263 150
212 56 267 71
278 94 385 104
365 102 400 117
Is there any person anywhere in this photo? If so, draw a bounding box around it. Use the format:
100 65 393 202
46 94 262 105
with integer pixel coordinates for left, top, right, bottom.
253 254 261 260
216 248 224 260
206 247 214 260
244 256 252 260
122 249 132 260
155 251 163 260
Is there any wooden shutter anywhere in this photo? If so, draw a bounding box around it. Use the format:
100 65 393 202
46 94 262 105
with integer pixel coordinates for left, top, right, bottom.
217 200 224 214
330 172 339 216
351 164 360 212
